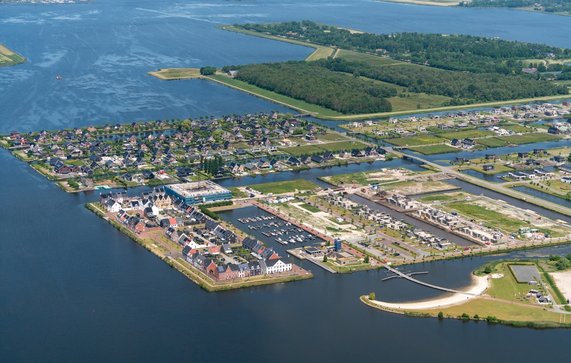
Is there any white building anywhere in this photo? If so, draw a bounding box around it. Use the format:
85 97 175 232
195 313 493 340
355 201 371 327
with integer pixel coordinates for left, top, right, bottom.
261 259 292 274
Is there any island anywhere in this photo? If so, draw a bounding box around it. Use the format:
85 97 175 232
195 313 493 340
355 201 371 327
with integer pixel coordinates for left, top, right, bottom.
0 44 25 67
150 21 571 120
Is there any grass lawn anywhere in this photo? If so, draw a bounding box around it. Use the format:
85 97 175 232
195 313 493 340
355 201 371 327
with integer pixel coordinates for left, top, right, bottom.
249 179 319 194
463 164 514 175
407 144 459 155
336 49 405 66
386 134 445 146
501 124 535 133
300 203 320 213
318 132 351 142
499 133 561 145
387 93 451 112
437 129 494 140
486 263 537 302
282 140 368 156
443 201 525 233
418 193 459 203
423 298 566 324
476 137 508 148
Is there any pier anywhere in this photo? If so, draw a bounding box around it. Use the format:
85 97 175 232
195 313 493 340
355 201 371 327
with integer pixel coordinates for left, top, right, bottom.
383 264 478 296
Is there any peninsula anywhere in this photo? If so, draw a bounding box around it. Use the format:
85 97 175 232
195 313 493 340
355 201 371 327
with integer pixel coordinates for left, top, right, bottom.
363 256 571 328
150 22 571 120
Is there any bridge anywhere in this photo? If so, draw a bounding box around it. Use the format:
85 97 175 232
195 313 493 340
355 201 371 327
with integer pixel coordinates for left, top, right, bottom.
384 264 479 296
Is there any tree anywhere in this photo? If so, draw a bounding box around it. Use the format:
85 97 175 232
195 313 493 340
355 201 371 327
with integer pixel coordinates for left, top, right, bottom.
369 292 376 300
364 255 370 263
323 254 328 262
437 311 444 320
200 66 217 76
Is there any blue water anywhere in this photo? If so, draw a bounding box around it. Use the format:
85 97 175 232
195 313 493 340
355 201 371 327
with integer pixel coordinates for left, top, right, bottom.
2 0 571 132
3 0 571 361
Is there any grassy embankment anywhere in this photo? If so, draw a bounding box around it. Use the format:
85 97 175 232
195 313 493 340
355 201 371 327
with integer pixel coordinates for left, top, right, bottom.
85 202 312 291
0 44 25 67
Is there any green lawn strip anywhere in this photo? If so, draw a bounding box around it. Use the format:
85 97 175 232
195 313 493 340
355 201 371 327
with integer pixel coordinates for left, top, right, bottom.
461 164 514 175
476 137 509 148
386 134 445 146
281 140 369 156
249 179 319 194
499 133 561 145
418 192 459 203
407 144 459 155
436 129 494 140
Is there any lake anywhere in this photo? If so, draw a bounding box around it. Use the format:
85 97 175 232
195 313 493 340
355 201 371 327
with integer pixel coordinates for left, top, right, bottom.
2 0 571 361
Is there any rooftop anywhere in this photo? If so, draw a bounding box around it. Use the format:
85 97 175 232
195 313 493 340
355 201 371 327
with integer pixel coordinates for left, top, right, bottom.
166 180 230 198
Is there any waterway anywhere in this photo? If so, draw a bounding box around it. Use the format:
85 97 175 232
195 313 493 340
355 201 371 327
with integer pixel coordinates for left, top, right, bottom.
3 0 571 361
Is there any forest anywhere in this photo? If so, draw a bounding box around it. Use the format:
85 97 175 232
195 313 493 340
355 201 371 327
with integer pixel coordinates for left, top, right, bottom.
237 21 571 74
316 58 568 103
234 61 395 114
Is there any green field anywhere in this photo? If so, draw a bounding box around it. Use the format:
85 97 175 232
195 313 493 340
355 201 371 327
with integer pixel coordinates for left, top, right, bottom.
322 171 372 186
437 129 494 140
282 140 369 156
444 201 525 232
500 133 561 145
335 49 406 66
476 137 509 148
386 135 445 146
407 144 459 154
418 193 459 203
249 179 319 194
463 164 514 175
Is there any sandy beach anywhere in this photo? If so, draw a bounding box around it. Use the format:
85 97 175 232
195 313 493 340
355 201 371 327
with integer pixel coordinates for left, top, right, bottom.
369 275 489 310
550 271 571 303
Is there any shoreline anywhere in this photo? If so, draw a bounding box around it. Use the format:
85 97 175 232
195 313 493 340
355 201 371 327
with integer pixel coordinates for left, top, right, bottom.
85 202 313 292
368 274 489 311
